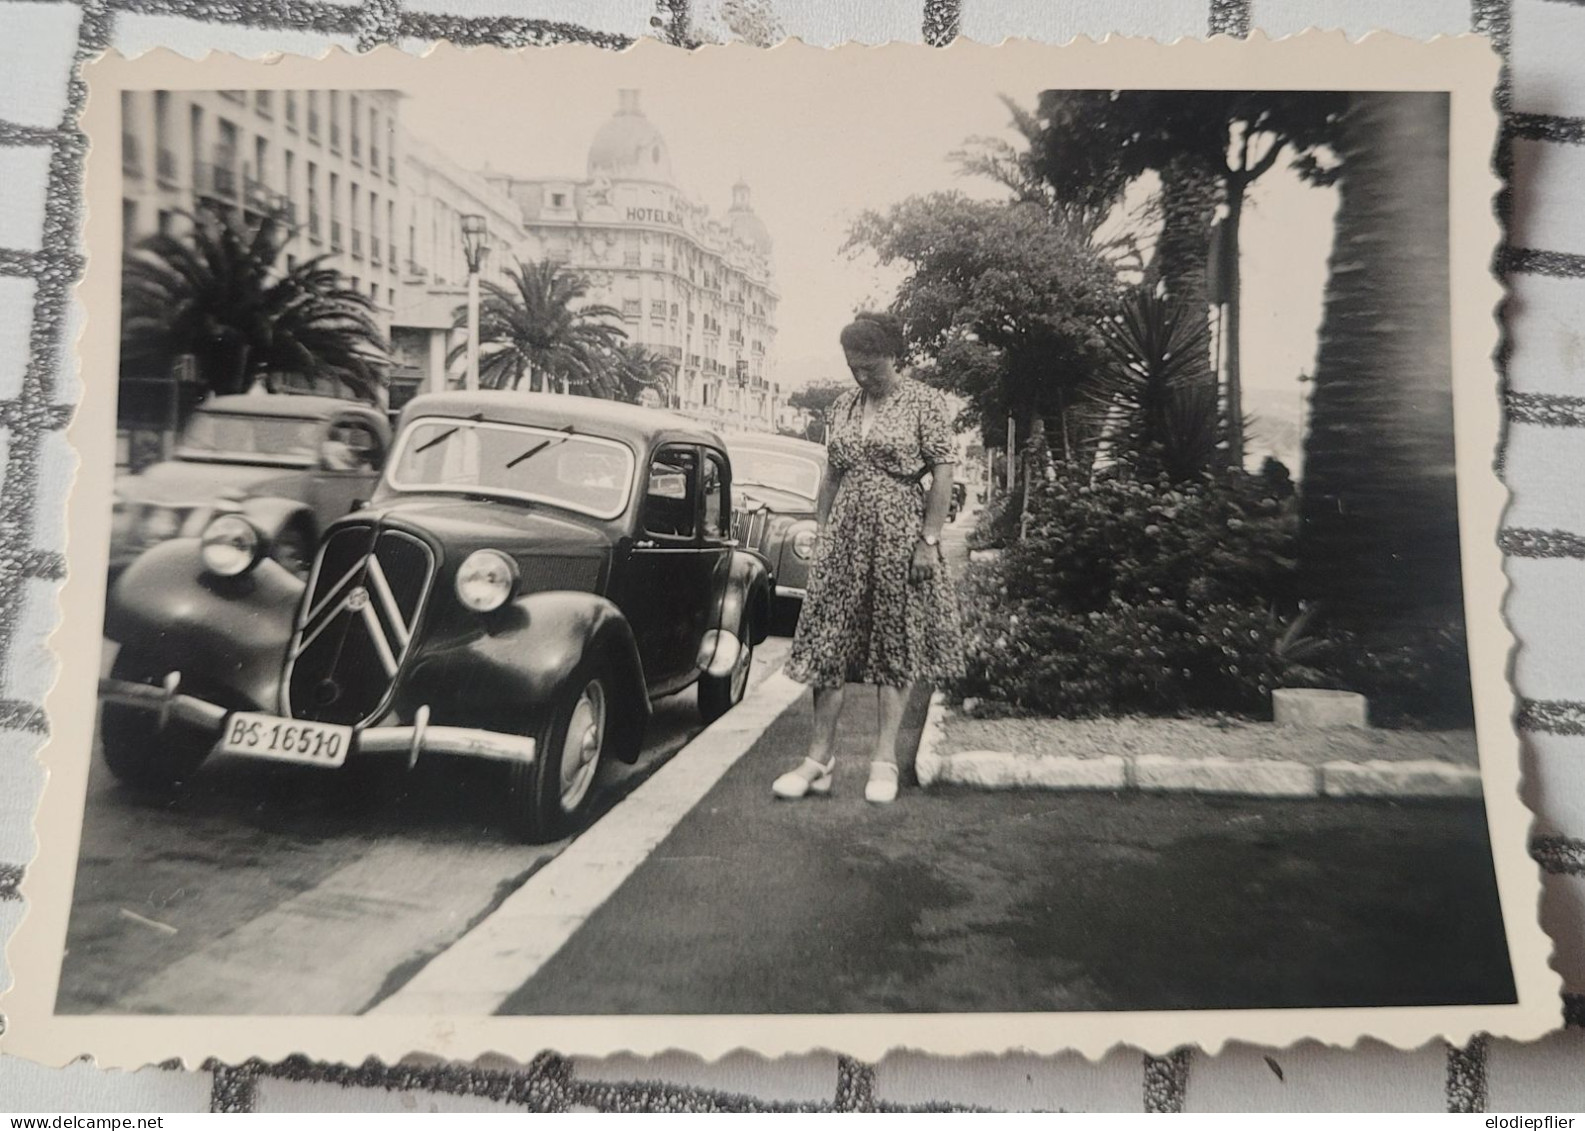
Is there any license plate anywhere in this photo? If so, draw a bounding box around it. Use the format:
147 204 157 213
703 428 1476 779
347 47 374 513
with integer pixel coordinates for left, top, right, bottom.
215 712 353 768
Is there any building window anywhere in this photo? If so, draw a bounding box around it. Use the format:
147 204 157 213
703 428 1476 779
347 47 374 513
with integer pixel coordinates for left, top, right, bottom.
650 300 666 321
551 192 566 208
158 209 175 236
350 182 362 257
285 90 297 130
122 199 137 249
307 160 320 240
330 171 341 249
254 89 272 118
329 91 342 152
120 92 141 178
349 95 361 161
369 106 380 173
622 299 641 322
307 91 320 140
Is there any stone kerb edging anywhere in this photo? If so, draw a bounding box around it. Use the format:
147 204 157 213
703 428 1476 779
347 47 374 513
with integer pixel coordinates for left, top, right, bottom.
914 693 1483 800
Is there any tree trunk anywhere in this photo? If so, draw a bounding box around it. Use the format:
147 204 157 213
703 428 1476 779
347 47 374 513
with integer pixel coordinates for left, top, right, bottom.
1299 91 1459 629
1148 157 1220 321
1222 183 1246 468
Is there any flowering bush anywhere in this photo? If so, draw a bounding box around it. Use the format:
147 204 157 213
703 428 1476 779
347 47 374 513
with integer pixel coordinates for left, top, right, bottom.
966 491 1019 551
954 458 1473 725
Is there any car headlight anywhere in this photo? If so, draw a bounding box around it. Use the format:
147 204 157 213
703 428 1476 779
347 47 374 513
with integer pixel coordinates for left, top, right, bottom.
200 514 265 577
791 524 818 560
455 549 519 613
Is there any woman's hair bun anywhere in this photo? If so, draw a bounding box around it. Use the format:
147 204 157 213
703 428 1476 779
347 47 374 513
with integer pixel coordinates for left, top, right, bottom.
839 310 907 359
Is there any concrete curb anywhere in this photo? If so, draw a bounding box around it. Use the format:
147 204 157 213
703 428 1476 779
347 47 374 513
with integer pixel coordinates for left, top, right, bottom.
914 692 1483 801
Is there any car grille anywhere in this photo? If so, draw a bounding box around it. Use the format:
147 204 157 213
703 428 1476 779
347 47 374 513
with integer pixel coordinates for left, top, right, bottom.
284 521 436 726
733 506 771 553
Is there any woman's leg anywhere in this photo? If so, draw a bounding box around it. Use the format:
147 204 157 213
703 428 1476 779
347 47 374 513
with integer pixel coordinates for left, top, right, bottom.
809 684 845 766
873 683 908 765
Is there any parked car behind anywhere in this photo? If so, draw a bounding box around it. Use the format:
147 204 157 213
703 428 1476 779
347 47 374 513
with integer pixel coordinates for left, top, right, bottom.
111 394 390 577
99 391 772 843
724 432 828 624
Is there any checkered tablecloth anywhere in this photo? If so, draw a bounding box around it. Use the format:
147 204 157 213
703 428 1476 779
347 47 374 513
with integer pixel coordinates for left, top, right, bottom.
2 0 1583 1112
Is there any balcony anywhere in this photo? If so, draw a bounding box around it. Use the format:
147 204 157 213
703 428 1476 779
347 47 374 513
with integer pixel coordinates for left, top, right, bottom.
624 253 641 267
197 161 238 202
156 147 177 185
404 259 427 279
351 228 363 258
122 133 142 177
330 219 343 251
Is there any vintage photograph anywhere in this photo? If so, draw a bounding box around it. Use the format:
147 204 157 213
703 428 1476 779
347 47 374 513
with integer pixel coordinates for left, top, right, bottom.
4 37 1555 1063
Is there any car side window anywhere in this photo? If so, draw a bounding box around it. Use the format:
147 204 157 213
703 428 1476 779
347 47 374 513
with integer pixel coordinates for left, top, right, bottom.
643 447 698 539
324 418 384 472
702 450 730 539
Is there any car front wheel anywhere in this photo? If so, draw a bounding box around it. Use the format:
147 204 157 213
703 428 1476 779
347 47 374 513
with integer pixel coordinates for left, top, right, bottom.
506 665 610 844
100 648 217 792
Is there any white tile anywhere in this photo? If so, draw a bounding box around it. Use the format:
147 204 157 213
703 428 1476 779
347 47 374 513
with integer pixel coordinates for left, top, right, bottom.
113 14 359 60
876 1050 1143 1112
574 1052 839 1105
1504 423 1585 531
1506 556 1585 702
962 0 1207 45
405 0 657 38
1512 139 1585 259
33 426 77 555
0 277 38 401
695 0 924 46
1512 0 1585 120
0 1058 212 1113
1522 733 1585 839
0 731 44 866
0 2 81 129
254 1076 523 1113
1540 869 1585 994
0 147 53 253
2 579 60 707
1504 272 1585 399
1250 0 1470 39
1185 1040 1447 1112
1486 1028 1585 1112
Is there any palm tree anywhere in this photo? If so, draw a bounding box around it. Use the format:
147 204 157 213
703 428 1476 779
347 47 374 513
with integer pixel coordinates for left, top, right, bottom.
1298 92 1460 629
451 259 625 394
121 208 386 402
603 341 677 405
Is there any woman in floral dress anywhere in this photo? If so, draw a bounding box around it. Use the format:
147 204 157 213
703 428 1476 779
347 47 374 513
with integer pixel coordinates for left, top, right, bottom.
776 313 965 804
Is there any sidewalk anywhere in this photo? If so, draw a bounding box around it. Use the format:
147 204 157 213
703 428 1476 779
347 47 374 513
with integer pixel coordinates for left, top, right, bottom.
482 682 1512 1016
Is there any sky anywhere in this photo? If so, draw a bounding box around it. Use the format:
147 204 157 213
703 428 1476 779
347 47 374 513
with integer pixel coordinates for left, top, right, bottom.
400 57 1340 404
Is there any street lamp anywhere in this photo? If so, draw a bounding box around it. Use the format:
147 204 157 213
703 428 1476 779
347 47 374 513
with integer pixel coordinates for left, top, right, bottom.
459 213 489 392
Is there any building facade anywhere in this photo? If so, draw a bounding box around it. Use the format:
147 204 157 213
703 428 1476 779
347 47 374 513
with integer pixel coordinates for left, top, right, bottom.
120 88 406 347
388 133 527 410
487 89 781 433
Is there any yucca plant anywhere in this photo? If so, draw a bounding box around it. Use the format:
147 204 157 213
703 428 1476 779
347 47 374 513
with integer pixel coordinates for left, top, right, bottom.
1086 285 1221 482
121 207 386 401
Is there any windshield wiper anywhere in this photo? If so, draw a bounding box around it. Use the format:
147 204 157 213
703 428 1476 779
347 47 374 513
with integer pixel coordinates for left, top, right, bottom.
506 424 576 470
414 426 458 455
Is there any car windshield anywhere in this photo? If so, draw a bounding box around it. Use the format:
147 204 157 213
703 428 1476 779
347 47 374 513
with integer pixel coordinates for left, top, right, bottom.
387 418 635 519
176 411 321 465
730 447 822 499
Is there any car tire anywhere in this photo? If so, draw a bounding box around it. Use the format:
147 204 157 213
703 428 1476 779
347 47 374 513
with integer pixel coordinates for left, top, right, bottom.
698 608 754 724
99 648 216 793
272 519 315 579
506 661 611 844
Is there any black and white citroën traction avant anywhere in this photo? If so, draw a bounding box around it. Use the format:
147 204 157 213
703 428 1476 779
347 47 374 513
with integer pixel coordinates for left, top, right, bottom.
98 392 773 842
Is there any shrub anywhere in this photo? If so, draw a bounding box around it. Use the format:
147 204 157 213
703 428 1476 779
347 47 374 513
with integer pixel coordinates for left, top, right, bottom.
966 490 1019 551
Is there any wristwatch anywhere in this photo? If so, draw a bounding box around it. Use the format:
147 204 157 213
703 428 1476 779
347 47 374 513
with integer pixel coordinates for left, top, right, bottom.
919 534 941 548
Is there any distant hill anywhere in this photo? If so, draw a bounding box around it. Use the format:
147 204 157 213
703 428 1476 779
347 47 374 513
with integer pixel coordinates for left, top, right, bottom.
1241 385 1308 478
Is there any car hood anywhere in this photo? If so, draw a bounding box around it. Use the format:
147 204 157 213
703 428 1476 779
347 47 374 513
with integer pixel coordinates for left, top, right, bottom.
117 459 311 506
352 495 613 563
735 483 818 514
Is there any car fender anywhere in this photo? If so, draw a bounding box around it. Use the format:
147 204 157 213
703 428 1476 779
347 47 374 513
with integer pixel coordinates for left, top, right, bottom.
103 538 304 712
231 494 317 544
713 550 772 646
398 590 651 764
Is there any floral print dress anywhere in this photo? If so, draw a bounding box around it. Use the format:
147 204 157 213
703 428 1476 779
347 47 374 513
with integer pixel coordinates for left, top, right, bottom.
785 378 967 689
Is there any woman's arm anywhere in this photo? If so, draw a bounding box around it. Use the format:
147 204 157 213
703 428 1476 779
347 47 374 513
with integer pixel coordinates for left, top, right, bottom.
910 463 955 583
816 465 843 526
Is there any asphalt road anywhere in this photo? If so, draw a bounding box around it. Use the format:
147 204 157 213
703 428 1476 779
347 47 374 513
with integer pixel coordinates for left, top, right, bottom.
55 635 792 1015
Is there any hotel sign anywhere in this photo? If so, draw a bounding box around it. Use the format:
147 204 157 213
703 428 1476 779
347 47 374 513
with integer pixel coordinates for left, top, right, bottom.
626 206 681 227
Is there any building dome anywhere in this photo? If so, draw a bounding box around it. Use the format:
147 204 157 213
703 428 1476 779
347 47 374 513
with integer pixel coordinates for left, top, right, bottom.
587 89 673 184
728 179 773 257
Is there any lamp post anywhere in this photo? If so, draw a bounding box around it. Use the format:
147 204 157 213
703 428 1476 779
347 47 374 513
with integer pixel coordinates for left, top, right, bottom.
459 213 489 392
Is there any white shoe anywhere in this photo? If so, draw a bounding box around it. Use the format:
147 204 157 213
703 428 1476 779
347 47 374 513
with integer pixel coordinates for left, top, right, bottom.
773 757 834 799
865 762 899 805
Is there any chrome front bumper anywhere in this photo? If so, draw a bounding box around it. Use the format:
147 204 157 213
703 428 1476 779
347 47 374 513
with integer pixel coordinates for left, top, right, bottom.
775 584 807 600
98 677 537 766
